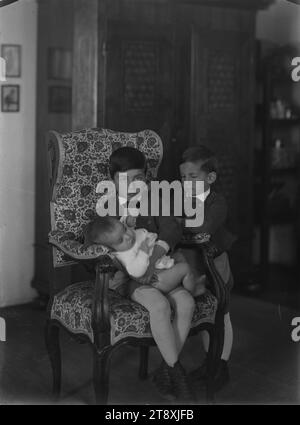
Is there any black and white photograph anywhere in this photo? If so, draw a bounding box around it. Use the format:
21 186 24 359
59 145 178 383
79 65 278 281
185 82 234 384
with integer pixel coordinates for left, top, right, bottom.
1 84 20 112
1 44 21 78
0 0 300 410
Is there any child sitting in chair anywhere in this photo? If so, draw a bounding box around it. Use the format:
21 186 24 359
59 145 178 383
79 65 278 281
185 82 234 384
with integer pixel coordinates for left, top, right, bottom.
84 216 205 296
88 146 196 402
179 145 237 391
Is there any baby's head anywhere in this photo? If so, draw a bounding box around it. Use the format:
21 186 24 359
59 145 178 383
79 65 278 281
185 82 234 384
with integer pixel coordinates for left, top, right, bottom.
84 216 136 252
180 145 218 195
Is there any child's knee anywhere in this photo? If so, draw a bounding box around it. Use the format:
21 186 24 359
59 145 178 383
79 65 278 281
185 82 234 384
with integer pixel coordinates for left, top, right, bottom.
175 290 195 314
176 261 192 279
152 296 171 317
135 286 171 317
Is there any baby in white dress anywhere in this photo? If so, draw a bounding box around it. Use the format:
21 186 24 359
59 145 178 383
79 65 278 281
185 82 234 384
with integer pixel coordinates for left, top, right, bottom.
84 216 201 295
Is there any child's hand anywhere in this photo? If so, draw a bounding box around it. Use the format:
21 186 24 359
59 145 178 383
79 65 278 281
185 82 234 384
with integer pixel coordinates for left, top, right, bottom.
194 275 207 296
126 215 136 228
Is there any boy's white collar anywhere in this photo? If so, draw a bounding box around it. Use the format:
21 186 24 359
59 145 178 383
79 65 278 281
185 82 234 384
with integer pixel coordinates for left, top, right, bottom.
120 188 211 204
119 193 142 206
193 187 210 202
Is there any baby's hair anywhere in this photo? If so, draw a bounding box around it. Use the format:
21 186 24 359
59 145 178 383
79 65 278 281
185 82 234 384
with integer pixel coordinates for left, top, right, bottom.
109 147 147 179
181 145 218 174
84 216 119 247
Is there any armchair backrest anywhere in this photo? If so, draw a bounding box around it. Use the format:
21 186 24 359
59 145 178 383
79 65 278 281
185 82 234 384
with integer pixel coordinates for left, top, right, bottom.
47 128 163 267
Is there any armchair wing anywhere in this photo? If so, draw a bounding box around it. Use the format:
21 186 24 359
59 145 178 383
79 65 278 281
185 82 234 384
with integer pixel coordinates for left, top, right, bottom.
47 128 163 350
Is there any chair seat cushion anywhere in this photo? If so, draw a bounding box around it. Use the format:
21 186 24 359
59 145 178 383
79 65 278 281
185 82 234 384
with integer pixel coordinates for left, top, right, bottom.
51 281 218 344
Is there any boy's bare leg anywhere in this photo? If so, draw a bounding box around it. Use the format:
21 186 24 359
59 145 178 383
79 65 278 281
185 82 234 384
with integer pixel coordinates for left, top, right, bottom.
221 313 233 361
131 285 179 366
152 263 195 294
173 250 206 296
167 287 195 354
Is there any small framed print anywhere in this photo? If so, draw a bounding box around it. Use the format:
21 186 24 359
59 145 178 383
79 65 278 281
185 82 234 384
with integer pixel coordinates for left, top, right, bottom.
48 86 72 114
1 84 20 112
48 48 72 81
1 45 21 78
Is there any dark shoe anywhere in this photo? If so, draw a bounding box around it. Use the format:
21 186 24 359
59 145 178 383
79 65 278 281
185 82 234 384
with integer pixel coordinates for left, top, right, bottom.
211 360 230 392
151 361 176 401
168 361 194 402
189 358 208 383
190 359 230 392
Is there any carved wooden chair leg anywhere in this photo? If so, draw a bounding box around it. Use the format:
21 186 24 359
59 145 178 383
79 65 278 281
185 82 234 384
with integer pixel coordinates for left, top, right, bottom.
93 347 113 405
138 345 149 380
206 328 216 403
45 320 61 400
206 313 225 403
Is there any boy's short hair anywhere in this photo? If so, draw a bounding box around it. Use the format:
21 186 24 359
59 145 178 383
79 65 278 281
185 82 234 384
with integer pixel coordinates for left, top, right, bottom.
84 216 118 247
109 147 147 179
181 145 218 174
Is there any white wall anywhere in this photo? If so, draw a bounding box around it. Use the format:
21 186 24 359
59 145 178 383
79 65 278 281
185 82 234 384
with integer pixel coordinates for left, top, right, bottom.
0 0 37 306
257 0 300 43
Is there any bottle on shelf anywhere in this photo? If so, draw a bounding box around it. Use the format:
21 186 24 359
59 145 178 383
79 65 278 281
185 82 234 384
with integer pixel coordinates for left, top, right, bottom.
276 99 285 119
271 139 284 169
271 139 296 170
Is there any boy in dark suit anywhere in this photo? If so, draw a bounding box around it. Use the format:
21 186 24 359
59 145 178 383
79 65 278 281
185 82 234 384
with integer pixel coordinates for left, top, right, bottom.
179 145 236 391
100 146 195 401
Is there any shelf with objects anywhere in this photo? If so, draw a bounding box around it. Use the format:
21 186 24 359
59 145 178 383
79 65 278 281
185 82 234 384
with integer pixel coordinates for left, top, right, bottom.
254 43 300 288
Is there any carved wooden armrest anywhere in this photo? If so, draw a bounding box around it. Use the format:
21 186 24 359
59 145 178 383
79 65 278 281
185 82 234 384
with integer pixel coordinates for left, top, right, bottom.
199 243 227 310
181 232 211 245
179 233 223 258
178 234 227 309
49 231 120 348
92 258 117 349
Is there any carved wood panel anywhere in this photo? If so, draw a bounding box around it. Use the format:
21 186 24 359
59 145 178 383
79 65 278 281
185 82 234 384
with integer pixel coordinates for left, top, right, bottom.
208 50 236 111
190 26 255 248
123 41 158 113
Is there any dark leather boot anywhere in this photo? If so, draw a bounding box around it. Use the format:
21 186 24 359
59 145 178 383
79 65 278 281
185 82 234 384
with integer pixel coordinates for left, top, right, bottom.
151 361 176 401
168 361 194 402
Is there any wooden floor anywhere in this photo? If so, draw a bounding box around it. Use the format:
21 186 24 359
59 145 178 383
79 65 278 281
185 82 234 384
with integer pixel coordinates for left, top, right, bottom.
0 293 299 405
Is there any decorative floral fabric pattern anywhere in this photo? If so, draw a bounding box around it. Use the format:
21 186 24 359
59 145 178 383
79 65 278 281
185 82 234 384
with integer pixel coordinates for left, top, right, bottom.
51 281 217 344
181 233 211 244
49 230 111 262
49 128 162 266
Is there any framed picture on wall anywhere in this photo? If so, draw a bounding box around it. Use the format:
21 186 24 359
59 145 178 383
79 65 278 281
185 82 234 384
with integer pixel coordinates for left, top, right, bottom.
48 48 72 81
1 44 21 78
48 86 72 113
1 84 20 112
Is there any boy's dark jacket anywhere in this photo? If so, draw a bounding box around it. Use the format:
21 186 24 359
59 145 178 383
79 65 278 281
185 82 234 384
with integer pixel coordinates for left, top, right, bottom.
104 190 235 253
184 191 237 252
112 192 183 252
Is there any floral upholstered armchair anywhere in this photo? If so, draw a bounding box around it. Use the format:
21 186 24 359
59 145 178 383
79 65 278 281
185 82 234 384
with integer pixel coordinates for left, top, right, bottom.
46 128 227 405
